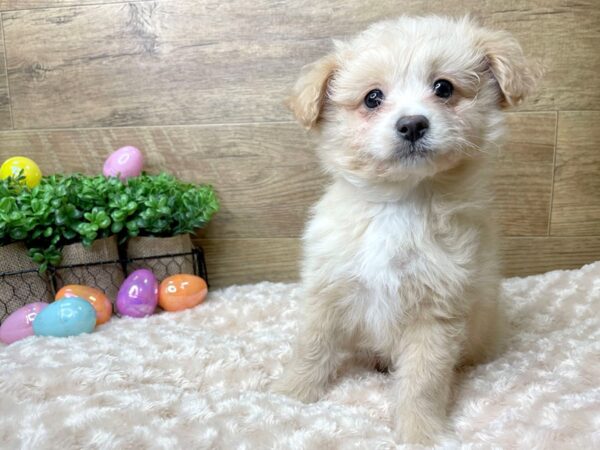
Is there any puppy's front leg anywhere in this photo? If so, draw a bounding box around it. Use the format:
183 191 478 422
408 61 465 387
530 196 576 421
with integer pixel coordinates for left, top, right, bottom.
392 317 464 444
272 309 343 403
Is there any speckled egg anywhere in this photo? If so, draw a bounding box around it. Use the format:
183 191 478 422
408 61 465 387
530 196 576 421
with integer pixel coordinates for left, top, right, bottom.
0 156 42 188
116 269 158 318
0 302 48 344
102 146 143 180
33 298 97 338
56 285 113 325
159 274 208 312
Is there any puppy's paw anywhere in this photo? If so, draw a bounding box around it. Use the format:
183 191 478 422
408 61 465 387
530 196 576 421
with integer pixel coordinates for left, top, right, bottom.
271 369 324 404
393 408 446 445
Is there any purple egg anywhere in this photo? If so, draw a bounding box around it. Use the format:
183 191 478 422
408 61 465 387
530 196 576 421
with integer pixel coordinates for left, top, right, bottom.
116 269 158 318
0 302 48 344
103 146 143 180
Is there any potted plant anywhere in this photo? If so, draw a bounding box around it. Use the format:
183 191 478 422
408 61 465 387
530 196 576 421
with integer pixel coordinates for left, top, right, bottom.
52 174 129 298
0 172 218 315
121 173 219 281
0 175 58 317
0 174 125 301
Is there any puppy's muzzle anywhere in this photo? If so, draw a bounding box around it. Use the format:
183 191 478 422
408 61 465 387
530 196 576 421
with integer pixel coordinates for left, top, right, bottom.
396 115 429 143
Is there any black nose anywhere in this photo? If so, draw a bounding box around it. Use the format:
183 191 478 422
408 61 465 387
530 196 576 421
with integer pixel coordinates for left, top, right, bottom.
396 115 430 143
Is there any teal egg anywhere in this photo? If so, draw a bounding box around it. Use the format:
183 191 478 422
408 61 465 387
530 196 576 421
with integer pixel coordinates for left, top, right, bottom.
33 297 97 337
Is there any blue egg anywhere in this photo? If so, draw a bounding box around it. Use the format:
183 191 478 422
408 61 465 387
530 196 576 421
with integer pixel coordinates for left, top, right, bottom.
33 297 97 337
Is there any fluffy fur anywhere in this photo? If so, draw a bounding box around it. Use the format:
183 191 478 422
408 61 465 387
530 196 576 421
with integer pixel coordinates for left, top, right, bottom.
1 264 599 449
273 16 540 444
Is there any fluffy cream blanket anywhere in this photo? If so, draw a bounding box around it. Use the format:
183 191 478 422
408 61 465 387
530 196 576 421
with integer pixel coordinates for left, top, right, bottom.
1 263 599 449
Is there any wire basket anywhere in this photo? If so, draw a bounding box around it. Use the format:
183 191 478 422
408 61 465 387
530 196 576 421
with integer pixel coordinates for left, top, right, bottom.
0 248 208 324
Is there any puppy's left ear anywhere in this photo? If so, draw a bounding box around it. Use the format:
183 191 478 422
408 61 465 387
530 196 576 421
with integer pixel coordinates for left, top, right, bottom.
477 29 542 108
286 54 338 129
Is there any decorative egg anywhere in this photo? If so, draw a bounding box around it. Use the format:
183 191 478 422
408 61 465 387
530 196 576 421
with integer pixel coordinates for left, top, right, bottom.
33 298 97 338
0 156 42 188
56 285 112 325
103 146 143 181
159 274 208 312
0 302 48 344
116 269 158 318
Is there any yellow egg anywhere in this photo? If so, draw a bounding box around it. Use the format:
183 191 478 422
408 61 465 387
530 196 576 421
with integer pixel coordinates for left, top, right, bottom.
0 156 42 188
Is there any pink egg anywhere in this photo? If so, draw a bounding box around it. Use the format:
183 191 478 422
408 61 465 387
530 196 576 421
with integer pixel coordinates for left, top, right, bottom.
0 302 48 344
103 146 143 180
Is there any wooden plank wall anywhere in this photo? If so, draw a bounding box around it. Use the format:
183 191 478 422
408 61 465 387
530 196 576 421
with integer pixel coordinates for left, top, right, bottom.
0 1 598 286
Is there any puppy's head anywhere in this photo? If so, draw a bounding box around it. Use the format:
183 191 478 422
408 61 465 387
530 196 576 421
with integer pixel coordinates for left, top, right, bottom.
288 16 540 187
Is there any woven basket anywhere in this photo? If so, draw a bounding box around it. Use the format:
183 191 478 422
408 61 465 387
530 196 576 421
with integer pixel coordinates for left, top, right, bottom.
56 235 124 301
126 234 194 282
0 242 53 322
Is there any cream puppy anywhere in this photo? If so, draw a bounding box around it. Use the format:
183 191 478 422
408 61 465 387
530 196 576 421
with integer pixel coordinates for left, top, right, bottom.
273 16 538 444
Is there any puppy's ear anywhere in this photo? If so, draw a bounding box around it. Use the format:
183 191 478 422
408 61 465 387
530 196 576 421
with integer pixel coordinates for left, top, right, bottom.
287 54 338 129
477 30 542 108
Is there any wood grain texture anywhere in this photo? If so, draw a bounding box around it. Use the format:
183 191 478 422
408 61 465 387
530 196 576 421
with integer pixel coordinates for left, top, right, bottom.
0 20 11 129
551 111 600 236
198 238 301 287
3 0 599 129
500 237 600 278
3 1 325 128
197 236 600 287
0 0 151 12
494 112 555 236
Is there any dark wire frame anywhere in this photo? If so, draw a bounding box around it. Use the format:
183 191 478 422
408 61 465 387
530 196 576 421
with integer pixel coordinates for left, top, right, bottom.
0 247 208 324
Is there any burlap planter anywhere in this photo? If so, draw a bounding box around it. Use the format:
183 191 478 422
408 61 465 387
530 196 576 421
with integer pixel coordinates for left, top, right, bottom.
56 235 124 301
0 242 52 322
126 234 194 282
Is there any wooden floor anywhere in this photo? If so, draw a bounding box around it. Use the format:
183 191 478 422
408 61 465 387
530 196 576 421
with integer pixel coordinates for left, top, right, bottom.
0 1 599 286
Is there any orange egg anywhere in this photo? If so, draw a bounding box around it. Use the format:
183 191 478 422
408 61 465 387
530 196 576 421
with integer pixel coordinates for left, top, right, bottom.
159 274 208 312
55 285 113 325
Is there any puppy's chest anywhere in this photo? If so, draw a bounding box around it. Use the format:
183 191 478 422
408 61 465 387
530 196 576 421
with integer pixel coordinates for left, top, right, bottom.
352 203 428 286
346 201 474 316
307 196 476 306
344 202 473 348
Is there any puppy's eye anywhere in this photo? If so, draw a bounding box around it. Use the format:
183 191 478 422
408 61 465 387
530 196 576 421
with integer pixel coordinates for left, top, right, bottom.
364 89 384 109
433 79 453 99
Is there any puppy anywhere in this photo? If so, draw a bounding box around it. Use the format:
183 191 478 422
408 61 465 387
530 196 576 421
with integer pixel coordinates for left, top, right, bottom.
273 16 538 444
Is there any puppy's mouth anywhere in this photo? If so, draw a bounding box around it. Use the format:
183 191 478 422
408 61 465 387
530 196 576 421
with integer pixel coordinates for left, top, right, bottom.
393 141 432 162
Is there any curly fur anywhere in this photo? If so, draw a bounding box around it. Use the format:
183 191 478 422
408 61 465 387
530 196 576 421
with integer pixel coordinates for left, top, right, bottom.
1 263 599 449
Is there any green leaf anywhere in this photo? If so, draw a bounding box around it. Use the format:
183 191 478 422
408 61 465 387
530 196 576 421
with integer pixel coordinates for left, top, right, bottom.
31 252 45 264
111 221 124 234
1 171 219 255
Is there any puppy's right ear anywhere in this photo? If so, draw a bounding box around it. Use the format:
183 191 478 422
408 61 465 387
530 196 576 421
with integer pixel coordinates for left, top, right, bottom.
287 54 338 130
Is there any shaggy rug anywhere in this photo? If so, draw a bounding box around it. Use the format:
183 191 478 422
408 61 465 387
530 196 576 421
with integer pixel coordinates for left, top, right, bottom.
1 263 599 449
